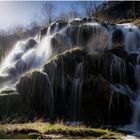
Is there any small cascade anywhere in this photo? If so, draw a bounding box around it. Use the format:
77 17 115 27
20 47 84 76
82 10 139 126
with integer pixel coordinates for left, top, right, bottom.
61 56 65 99
121 49 140 135
41 71 54 117
47 25 51 35
77 25 81 46
109 55 127 84
71 62 84 120
86 23 109 53
0 35 53 89
110 84 135 99
129 54 140 134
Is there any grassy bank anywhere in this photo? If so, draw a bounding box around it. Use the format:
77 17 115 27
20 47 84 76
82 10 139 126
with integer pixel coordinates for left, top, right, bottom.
0 122 125 139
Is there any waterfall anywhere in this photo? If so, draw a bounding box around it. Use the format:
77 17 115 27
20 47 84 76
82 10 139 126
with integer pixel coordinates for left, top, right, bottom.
77 25 81 46
0 35 53 89
2 18 140 131
41 71 54 117
129 54 140 134
119 24 140 135
71 62 83 120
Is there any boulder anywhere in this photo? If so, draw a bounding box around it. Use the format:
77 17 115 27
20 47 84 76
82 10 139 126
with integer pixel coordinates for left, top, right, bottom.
16 71 53 118
112 29 124 49
83 49 136 90
80 75 132 125
25 39 37 50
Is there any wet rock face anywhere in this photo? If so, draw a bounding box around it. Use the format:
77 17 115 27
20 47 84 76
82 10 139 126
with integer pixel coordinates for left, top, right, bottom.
16 71 53 117
25 39 37 50
16 47 135 125
0 93 23 117
44 47 86 78
81 76 131 125
38 18 110 52
112 29 124 48
40 27 48 39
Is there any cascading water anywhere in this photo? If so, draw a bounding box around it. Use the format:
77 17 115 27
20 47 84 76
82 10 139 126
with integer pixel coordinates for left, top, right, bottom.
124 54 140 135
71 62 84 120
0 34 53 89
2 18 140 134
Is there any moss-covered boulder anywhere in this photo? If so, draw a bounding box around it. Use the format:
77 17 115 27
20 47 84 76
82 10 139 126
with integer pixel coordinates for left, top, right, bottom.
16 71 53 118
44 47 86 78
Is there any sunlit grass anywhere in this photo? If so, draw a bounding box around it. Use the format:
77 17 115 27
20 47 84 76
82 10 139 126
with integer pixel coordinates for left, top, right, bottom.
0 122 125 139
115 18 140 26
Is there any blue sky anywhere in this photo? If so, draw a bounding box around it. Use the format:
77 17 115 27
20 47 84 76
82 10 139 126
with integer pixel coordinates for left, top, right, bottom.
0 1 78 30
0 1 102 30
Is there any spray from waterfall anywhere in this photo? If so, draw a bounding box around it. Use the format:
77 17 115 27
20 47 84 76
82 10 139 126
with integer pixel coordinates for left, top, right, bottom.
0 35 53 89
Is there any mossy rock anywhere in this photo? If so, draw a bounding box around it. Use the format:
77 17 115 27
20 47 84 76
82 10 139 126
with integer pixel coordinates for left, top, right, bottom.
0 88 16 94
44 47 86 79
83 49 136 90
80 75 132 125
0 93 23 119
15 47 133 125
16 71 53 118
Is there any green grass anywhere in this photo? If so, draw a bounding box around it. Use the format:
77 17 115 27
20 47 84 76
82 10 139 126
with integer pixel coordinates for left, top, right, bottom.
0 122 125 139
0 88 16 95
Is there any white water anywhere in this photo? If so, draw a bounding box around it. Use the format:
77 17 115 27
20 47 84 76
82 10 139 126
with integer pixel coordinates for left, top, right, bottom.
0 34 53 89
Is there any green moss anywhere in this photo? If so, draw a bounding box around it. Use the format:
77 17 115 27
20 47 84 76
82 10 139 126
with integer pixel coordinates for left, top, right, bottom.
0 122 124 139
43 47 86 77
0 88 16 94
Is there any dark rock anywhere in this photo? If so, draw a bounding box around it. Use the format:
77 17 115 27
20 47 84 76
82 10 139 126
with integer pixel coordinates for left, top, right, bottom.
127 53 138 65
81 17 88 23
40 27 48 38
88 17 93 22
58 20 68 30
44 47 86 79
112 29 124 49
78 25 94 47
16 47 133 125
81 75 132 125
16 71 53 117
67 26 80 46
25 39 37 50
0 93 23 119
50 23 56 33
70 19 81 26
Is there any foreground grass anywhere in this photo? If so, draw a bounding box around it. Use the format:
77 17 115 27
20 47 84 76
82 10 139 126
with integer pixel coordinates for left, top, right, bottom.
0 122 125 139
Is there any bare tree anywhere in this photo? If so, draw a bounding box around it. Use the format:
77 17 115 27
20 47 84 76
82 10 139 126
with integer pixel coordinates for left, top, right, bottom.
42 2 56 24
68 3 80 18
77 1 98 17
57 12 68 20
56 2 80 20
